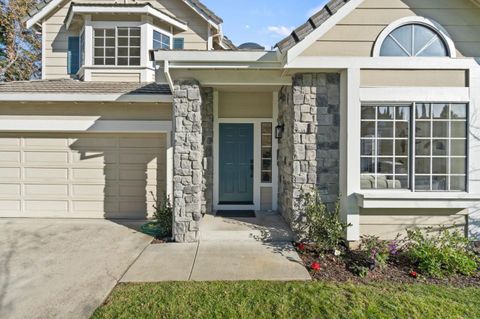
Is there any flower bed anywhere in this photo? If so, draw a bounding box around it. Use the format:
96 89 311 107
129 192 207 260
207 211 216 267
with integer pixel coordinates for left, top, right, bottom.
295 242 480 287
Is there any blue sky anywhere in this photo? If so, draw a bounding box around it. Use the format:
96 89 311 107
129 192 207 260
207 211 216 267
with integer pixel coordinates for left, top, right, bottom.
201 0 329 49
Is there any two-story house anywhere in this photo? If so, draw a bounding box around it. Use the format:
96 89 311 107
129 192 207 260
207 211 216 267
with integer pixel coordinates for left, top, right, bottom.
1 0 480 244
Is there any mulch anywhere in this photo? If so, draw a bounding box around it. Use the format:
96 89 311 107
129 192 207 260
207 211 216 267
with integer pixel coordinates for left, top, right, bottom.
296 243 480 288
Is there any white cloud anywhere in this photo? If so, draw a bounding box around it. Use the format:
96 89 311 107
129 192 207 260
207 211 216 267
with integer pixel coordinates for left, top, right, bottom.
267 26 294 37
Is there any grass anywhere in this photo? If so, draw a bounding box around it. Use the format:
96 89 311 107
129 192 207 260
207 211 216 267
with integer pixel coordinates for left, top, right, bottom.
92 281 480 319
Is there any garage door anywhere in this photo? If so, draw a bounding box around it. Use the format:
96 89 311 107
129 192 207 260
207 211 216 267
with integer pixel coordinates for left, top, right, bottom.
0 133 166 219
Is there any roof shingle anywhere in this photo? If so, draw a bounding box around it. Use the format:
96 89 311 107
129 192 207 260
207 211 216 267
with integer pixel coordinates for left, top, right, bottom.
275 0 351 53
0 79 171 95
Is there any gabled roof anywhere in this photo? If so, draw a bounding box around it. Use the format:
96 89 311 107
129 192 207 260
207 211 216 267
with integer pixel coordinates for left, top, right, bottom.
0 79 171 95
275 0 351 53
25 0 222 28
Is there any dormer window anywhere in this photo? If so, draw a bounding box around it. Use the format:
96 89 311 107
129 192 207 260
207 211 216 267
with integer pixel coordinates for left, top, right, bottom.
153 30 170 50
93 27 141 66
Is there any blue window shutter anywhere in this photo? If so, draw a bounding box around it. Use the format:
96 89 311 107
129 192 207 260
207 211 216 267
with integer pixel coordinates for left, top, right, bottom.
67 37 80 75
173 38 184 50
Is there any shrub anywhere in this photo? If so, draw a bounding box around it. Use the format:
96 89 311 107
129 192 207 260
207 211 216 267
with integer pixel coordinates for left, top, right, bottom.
405 226 478 278
140 192 173 239
300 190 351 253
359 235 399 269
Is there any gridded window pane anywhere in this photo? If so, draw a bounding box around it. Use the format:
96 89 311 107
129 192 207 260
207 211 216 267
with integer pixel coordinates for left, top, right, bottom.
451 122 467 138
361 122 375 137
260 123 272 183
451 104 467 119
360 105 411 189
116 27 141 66
450 176 466 191
414 103 467 191
380 24 448 57
93 28 115 66
377 122 394 138
153 30 171 50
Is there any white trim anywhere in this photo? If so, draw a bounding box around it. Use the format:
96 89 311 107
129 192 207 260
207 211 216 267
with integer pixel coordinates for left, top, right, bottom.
84 15 93 69
26 0 63 29
360 87 470 103
372 16 457 58
166 132 174 203
272 91 279 211
180 0 220 30
41 21 46 79
213 118 274 212
285 56 477 70
0 93 173 103
356 192 480 209
0 117 172 133
154 50 280 63
284 0 365 63
65 5 187 31
213 90 220 211
344 68 361 241
89 21 143 29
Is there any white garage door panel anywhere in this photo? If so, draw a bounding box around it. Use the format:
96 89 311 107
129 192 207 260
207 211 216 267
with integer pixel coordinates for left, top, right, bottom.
0 133 166 218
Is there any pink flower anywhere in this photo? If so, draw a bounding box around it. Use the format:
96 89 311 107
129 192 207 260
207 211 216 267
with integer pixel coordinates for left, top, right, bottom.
297 243 306 251
311 262 321 271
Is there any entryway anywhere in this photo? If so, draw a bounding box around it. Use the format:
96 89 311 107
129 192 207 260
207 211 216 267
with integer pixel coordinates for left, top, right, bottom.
218 123 254 205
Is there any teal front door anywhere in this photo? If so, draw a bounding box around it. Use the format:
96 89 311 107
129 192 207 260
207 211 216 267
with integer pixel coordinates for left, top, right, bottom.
219 123 254 204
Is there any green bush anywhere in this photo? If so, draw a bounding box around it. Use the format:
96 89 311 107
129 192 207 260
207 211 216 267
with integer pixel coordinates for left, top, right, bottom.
405 227 479 278
140 192 173 239
359 235 398 269
300 190 350 253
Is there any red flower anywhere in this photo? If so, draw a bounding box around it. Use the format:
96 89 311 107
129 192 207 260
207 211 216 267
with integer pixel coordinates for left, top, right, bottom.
410 271 418 278
297 243 306 251
310 262 321 271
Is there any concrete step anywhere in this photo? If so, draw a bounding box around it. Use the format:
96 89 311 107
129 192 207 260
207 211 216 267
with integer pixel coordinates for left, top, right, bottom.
199 213 294 242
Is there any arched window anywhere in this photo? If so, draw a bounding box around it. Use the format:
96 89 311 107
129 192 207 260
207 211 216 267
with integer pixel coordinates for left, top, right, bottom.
379 23 449 57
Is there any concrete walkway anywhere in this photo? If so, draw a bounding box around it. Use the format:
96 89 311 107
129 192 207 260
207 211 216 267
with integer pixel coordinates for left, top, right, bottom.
0 219 152 319
122 213 311 282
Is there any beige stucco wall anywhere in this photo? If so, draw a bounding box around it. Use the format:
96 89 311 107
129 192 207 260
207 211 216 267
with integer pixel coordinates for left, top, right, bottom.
43 0 210 79
301 0 480 57
0 102 172 120
360 69 469 87
360 208 467 239
218 92 273 118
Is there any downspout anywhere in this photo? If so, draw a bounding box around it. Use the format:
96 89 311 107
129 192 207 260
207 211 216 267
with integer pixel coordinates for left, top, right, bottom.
164 60 174 92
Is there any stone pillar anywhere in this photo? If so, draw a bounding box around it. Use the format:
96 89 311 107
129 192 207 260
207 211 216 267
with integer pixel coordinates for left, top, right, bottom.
278 73 340 236
172 80 212 242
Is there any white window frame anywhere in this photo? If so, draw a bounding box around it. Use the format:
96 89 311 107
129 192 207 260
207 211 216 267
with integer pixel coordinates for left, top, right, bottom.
151 25 173 50
93 26 142 67
360 102 469 193
373 16 457 58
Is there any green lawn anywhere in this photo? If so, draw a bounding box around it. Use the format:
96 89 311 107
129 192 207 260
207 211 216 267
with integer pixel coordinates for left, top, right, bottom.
92 281 480 319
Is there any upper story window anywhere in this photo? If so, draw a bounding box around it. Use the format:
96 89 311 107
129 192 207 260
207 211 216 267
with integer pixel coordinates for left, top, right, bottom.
380 24 448 57
93 27 141 66
153 30 170 49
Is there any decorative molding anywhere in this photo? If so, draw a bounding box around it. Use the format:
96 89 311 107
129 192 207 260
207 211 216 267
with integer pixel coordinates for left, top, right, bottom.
360 87 470 103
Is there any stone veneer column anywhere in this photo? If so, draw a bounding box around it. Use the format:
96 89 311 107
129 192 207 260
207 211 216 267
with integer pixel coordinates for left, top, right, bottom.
172 80 213 242
278 73 340 236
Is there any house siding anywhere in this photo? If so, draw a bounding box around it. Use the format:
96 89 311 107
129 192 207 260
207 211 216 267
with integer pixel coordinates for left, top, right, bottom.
301 0 480 58
360 69 468 87
218 92 273 118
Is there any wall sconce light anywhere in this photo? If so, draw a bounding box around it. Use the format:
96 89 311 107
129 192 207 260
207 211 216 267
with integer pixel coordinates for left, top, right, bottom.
275 124 284 139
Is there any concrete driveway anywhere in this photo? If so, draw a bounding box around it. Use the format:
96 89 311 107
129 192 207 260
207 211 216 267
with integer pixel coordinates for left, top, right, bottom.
0 219 152 319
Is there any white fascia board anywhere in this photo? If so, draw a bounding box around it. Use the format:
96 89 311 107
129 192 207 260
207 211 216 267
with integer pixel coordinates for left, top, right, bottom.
285 56 479 70
0 93 173 103
26 0 64 29
356 192 480 209
360 87 470 103
0 117 172 133
155 50 280 63
284 0 365 64
181 0 219 29
65 5 188 31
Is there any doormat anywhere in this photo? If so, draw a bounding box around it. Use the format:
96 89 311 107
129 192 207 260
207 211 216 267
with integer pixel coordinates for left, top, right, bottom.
216 210 256 218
